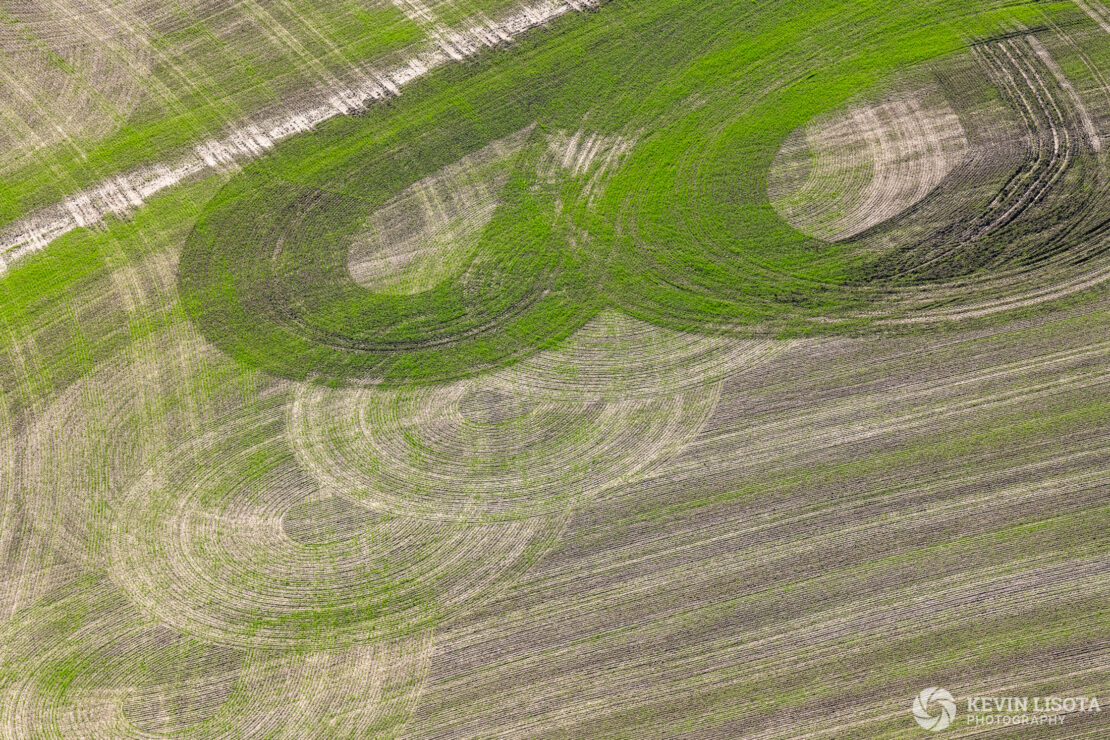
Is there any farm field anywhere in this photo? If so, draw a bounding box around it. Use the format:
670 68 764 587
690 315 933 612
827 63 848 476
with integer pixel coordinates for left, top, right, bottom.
1 0 1109 737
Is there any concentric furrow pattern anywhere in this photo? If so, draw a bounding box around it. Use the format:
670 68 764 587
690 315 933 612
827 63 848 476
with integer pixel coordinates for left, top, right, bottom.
347 126 533 294
769 92 969 241
17 328 260 566
845 33 1110 322
109 401 565 646
0 580 434 738
291 381 716 521
289 312 768 521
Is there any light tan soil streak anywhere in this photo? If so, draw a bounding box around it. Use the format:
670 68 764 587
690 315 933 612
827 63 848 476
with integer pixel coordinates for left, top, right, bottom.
392 0 522 60
348 125 534 293
540 127 637 175
0 0 603 272
769 89 969 241
537 127 638 206
1075 0 1110 35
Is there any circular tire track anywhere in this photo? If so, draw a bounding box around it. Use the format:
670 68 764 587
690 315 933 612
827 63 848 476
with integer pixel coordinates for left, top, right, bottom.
108 403 564 647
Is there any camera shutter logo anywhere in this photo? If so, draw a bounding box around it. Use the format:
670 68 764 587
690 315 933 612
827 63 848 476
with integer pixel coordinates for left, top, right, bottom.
912 687 957 731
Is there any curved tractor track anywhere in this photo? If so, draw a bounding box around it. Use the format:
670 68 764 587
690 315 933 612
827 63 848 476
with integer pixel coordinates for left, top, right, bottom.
836 31 1110 323
181 19 1110 390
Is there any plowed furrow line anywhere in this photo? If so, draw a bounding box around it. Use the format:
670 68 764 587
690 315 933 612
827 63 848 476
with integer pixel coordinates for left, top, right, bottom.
482 460 1108 616
906 39 1073 279
408 559 1108 737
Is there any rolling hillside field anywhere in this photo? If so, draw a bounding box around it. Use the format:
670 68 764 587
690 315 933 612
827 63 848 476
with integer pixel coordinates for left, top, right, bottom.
0 0 1108 737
